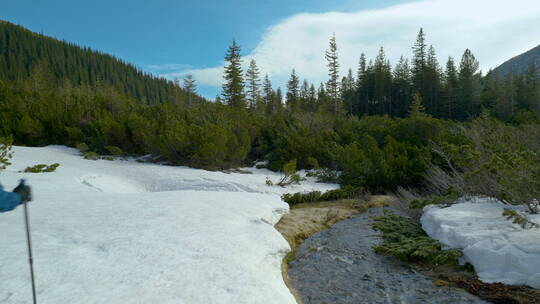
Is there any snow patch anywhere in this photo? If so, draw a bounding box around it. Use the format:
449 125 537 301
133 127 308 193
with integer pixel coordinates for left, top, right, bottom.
0 146 337 303
421 198 540 288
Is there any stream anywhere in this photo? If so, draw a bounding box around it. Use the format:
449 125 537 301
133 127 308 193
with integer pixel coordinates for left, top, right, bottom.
288 206 488 304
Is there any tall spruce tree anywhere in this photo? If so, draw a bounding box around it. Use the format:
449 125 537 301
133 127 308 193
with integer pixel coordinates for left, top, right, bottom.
354 53 368 116
308 83 317 112
457 49 480 119
342 68 356 115
443 57 459 119
274 87 284 113
372 47 392 115
300 79 310 110
286 69 300 112
393 56 412 117
183 74 197 105
245 59 261 110
262 74 273 114
425 45 442 116
325 33 340 114
222 40 245 108
412 28 427 99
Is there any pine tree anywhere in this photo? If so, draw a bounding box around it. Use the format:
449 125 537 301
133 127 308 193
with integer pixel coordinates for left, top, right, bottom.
393 56 412 117
308 84 317 112
342 68 355 115
425 45 442 116
286 69 300 112
457 49 480 119
443 57 459 119
274 87 283 113
245 59 261 110
325 33 340 114
318 82 329 111
222 40 245 108
372 47 392 115
357 53 367 88
412 28 427 98
262 74 273 114
299 79 310 110
408 93 427 118
355 53 368 116
183 74 197 105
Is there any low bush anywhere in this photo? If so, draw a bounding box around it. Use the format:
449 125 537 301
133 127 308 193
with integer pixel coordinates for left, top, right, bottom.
281 185 363 206
76 142 89 153
105 145 123 156
0 135 13 170
24 163 60 173
410 191 459 209
502 209 539 229
83 151 99 160
371 211 462 265
319 186 362 201
306 168 340 183
277 159 302 187
281 191 321 206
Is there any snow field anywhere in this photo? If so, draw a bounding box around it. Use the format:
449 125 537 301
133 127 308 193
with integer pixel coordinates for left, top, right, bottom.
0 146 337 304
421 198 540 289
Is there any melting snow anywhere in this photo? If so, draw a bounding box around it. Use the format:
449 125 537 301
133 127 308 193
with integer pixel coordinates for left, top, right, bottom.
0 146 337 304
421 198 540 288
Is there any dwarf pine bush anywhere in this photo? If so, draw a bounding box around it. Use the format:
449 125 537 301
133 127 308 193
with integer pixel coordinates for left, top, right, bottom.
0 135 13 170
372 211 462 265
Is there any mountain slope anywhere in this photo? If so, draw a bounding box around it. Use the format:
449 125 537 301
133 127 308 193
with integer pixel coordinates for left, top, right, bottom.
0 20 202 105
493 44 540 77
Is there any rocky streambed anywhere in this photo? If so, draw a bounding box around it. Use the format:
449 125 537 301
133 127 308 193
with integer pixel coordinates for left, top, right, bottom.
287 206 487 304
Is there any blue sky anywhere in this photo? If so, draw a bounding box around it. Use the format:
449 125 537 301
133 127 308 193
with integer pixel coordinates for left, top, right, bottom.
2 0 409 97
3 0 540 99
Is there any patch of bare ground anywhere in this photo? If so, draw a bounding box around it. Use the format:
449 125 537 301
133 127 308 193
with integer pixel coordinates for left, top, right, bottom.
430 266 540 304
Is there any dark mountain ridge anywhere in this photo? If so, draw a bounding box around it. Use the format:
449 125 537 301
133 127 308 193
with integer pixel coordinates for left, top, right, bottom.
493 44 540 77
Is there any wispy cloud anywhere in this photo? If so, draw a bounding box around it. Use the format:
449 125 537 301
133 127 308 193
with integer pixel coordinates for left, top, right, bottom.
146 63 193 73
160 0 540 92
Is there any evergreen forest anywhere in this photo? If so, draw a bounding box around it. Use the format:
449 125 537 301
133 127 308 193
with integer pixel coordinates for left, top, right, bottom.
1 20 539 198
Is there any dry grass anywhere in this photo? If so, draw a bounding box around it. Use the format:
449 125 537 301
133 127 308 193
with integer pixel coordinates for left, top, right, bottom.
275 194 396 304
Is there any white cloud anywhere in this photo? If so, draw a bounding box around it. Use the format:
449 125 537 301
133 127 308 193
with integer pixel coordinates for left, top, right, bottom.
163 0 540 92
146 63 193 72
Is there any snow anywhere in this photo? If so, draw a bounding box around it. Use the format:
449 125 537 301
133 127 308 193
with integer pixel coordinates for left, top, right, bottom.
421 198 540 289
0 146 337 304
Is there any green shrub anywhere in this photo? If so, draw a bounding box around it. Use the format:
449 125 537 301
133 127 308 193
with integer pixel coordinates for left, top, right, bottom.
76 142 89 153
277 159 301 186
0 135 13 170
426 118 540 214
83 151 99 160
372 211 462 265
306 168 340 183
281 186 362 206
502 209 539 229
306 157 319 169
319 185 361 201
24 163 60 173
105 145 123 156
410 191 459 209
281 191 322 206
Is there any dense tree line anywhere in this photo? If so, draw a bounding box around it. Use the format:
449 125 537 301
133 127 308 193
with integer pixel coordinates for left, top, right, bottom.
0 22 538 195
220 29 539 122
0 20 204 105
